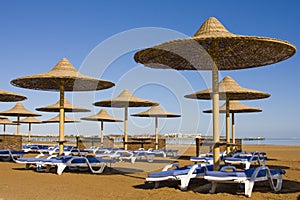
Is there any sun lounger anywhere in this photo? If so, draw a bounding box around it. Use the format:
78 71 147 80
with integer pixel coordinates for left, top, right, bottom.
190 151 226 164
164 149 179 157
133 150 155 162
15 153 58 170
42 156 110 175
204 165 285 197
224 151 266 169
0 150 26 161
146 163 214 190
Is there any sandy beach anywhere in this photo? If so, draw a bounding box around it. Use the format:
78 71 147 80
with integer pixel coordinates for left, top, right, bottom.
0 145 299 200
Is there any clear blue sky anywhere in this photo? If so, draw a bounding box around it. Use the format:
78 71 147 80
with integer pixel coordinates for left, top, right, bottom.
0 0 299 139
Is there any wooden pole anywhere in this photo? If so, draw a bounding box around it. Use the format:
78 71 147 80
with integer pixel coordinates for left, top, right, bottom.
124 107 128 150
28 123 32 143
16 115 20 135
59 81 65 155
100 120 104 148
226 98 231 154
155 117 158 150
212 63 220 170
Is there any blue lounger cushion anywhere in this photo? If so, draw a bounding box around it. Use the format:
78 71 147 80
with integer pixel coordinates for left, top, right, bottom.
206 168 286 178
148 164 213 178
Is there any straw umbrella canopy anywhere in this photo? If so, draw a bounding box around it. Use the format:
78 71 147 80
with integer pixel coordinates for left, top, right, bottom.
0 102 41 135
0 118 17 134
185 76 270 153
0 89 27 102
131 105 180 150
18 116 43 143
134 17 296 169
203 100 262 146
81 109 123 147
43 114 80 123
93 89 159 150
10 58 115 155
36 98 91 112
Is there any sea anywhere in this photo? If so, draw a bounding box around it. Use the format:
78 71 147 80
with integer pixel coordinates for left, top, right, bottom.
166 138 300 146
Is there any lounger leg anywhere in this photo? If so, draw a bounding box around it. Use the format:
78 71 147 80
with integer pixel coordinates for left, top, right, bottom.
25 163 30 170
154 182 160 189
209 182 217 194
180 178 190 191
131 157 136 163
244 180 254 197
56 164 66 175
245 163 251 170
268 174 283 191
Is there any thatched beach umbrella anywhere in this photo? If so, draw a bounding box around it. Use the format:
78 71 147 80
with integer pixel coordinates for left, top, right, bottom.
131 105 180 150
43 114 80 123
0 102 41 135
81 109 123 147
185 76 270 153
134 17 295 169
93 89 158 150
36 98 91 112
203 100 262 147
0 89 27 102
0 118 17 134
18 116 43 143
11 58 114 155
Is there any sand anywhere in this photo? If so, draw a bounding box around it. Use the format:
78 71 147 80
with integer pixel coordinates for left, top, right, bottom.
0 145 300 200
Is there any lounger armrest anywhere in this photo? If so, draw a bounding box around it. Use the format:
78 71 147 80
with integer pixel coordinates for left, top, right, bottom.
162 163 179 171
220 166 237 172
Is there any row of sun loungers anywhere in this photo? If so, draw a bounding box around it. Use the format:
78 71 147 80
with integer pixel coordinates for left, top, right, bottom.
15 155 110 175
0 150 26 161
145 150 284 197
1 147 285 197
190 151 266 169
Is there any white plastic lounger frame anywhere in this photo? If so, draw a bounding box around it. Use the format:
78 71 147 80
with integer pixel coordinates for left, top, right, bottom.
0 150 24 161
224 152 266 169
146 163 209 190
47 157 107 175
204 165 284 197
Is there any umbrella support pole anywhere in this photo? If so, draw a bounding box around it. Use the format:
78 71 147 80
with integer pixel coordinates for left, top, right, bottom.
28 123 31 143
3 124 6 134
59 82 65 156
226 98 230 155
232 113 235 151
212 64 220 171
155 117 158 150
100 121 104 148
16 115 20 135
124 107 128 150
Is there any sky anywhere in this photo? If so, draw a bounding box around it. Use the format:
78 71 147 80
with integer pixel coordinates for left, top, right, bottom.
0 0 299 139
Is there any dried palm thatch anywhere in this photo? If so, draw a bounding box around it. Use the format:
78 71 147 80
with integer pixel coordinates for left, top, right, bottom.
184 76 270 100
0 118 17 134
203 100 262 113
93 89 158 107
10 58 114 155
18 116 42 124
0 118 17 125
134 17 296 70
0 89 27 102
131 106 180 149
93 89 158 150
81 109 122 122
0 102 41 117
10 58 115 91
81 109 122 147
36 98 90 112
131 105 180 118
43 114 79 123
